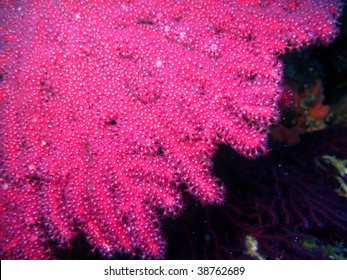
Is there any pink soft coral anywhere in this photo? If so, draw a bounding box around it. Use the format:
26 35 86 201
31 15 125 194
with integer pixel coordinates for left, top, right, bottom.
0 0 341 259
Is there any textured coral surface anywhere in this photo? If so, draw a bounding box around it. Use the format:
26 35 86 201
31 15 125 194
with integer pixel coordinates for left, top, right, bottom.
0 0 342 259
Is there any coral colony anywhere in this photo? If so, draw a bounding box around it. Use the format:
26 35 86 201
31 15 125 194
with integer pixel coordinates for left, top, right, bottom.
0 0 343 259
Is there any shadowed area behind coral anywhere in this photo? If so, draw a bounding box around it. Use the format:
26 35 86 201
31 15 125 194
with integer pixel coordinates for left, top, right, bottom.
163 128 347 259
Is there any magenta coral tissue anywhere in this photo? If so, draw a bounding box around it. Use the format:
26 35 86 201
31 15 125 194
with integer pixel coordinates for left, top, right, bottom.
0 0 343 259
